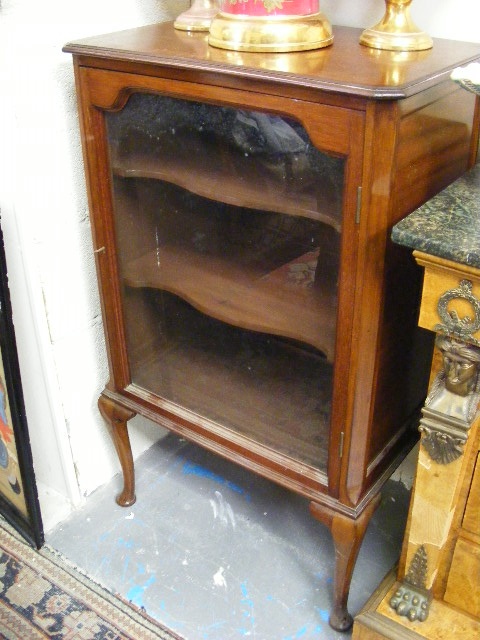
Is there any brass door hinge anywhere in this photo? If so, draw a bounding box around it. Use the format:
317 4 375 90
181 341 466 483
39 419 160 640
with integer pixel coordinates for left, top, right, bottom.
355 186 362 225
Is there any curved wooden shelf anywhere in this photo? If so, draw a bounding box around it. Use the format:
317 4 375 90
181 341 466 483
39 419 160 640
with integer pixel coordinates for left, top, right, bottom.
123 245 337 360
131 329 332 473
111 135 342 230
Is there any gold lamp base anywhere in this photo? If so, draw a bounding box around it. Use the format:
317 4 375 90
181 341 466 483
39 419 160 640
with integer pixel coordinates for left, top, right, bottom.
208 12 334 53
360 0 432 51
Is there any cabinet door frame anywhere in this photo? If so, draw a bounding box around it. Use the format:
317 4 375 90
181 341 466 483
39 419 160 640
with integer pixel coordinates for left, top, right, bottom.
75 63 366 502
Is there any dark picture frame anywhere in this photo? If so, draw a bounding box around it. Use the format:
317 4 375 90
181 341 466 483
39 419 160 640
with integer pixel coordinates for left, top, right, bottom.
0 220 43 548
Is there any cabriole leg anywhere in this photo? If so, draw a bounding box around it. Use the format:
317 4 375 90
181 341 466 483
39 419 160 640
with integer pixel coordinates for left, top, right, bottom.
98 394 137 507
310 494 381 631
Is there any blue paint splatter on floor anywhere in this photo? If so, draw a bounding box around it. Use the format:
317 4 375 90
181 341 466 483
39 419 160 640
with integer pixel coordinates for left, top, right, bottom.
294 624 308 637
282 623 324 639
317 609 330 623
182 461 251 501
121 556 130 582
237 580 257 637
116 537 134 550
126 575 156 608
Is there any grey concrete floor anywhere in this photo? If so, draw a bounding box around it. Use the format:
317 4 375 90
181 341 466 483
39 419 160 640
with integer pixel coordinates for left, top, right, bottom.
48 433 410 640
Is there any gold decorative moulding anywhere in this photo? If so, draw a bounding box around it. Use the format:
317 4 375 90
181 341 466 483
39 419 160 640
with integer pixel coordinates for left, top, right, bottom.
208 0 333 53
360 0 432 52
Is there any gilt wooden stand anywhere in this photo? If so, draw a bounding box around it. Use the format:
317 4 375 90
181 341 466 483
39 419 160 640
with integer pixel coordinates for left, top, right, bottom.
353 163 480 639
64 24 480 629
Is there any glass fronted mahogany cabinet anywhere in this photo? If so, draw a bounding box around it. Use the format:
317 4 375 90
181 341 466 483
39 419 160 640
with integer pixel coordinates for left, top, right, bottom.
64 24 480 631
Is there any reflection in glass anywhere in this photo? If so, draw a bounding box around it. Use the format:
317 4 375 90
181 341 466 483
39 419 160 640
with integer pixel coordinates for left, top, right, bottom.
106 94 344 473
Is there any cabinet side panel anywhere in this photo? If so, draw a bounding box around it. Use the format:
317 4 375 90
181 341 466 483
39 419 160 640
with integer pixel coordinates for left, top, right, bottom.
366 242 434 476
392 84 477 222
366 86 477 479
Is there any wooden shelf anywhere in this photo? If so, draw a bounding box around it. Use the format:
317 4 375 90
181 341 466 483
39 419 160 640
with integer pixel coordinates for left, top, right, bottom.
111 133 343 229
124 245 337 360
130 294 331 472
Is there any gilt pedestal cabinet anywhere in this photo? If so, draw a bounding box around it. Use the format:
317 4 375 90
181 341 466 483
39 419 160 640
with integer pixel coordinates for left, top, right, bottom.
64 24 480 630
352 164 480 640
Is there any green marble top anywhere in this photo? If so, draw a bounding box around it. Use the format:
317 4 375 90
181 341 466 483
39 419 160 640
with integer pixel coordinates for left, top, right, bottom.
392 162 480 268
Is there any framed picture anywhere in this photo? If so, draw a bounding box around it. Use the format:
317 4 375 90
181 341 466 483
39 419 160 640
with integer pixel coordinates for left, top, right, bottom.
0 220 43 548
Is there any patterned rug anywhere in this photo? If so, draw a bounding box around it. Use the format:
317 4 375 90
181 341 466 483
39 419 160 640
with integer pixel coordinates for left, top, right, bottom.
0 517 183 639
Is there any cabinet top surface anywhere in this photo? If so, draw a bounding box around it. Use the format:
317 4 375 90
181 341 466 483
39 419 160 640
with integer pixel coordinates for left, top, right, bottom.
392 162 480 269
64 22 480 99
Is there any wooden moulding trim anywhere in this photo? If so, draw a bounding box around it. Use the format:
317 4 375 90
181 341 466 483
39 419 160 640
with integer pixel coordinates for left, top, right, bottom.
102 386 383 518
65 46 410 100
116 385 327 482
366 415 417 478
80 66 354 156
413 250 480 280
326 110 365 500
355 610 424 640
73 56 369 112
340 99 397 507
98 386 374 519
64 48 480 102
88 113 132 387
75 77 131 388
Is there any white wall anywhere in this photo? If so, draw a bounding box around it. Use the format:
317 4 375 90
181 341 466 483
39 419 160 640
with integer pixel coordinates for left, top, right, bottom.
0 0 188 530
0 0 478 531
323 0 480 42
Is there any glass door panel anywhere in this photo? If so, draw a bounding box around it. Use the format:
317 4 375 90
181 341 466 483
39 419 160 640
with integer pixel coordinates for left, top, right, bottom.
106 93 345 473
